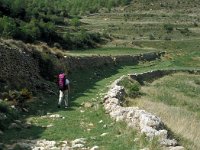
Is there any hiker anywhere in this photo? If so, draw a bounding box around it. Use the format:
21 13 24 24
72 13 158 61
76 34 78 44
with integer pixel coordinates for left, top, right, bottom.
58 72 70 108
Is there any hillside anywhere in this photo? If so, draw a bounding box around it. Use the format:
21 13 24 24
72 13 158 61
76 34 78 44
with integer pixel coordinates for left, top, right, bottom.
0 0 200 150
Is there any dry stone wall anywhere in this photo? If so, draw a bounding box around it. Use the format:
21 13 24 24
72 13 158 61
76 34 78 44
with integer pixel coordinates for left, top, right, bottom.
0 39 165 92
103 76 184 150
129 69 200 84
0 43 42 91
64 52 165 70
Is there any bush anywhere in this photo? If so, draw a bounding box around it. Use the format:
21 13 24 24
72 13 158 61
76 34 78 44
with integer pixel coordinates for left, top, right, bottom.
0 1 106 50
70 17 81 27
193 22 198 27
164 24 173 33
20 88 32 100
0 101 9 113
119 77 141 98
0 100 19 131
179 28 190 35
149 33 155 40
0 16 18 38
19 19 41 42
164 35 172 41
3 89 32 107
55 51 64 59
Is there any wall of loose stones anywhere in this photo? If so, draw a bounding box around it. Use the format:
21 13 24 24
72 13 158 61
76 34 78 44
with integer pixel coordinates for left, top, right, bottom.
103 75 185 150
0 39 165 93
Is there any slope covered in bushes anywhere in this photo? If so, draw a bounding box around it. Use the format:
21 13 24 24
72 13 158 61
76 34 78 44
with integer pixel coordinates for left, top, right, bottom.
0 0 132 50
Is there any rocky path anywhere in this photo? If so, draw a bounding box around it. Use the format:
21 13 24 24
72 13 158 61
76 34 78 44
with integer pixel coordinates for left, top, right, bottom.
2 66 137 150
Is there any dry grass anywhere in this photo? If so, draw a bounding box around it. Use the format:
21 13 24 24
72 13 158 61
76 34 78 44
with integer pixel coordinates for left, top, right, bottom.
127 73 200 150
134 99 200 150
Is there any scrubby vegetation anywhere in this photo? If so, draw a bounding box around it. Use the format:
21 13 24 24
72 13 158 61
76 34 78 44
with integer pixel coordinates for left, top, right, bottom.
0 101 19 131
0 0 132 50
118 77 141 98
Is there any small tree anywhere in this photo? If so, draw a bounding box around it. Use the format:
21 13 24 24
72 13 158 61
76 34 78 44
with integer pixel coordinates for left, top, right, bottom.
164 24 173 33
149 33 155 40
20 19 41 42
0 16 18 38
70 17 81 28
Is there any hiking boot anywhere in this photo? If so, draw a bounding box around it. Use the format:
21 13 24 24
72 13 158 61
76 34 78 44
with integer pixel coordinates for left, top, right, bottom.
57 105 61 108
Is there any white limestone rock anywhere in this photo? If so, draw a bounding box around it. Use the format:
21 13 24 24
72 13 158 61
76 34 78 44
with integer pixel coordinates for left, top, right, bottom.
71 138 86 146
90 146 99 150
169 146 184 150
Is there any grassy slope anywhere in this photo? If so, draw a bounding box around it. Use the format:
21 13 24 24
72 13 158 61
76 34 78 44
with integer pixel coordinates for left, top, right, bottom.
130 73 200 150
1 0 200 150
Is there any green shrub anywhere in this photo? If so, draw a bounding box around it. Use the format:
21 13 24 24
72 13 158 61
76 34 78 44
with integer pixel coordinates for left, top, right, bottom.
0 16 18 38
194 79 200 85
179 28 190 35
119 77 141 98
0 101 9 113
20 88 32 100
193 22 198 27
149 33 155 40
19 19 41 42
164 35 172 41
55 51 64 59
70 17 81 27
1 89 32 107
0 101 19 131
164 24 174 33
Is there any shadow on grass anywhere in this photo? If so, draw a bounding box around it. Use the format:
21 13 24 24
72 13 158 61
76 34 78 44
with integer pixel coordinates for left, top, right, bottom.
0 62 138 143
0 126 47 143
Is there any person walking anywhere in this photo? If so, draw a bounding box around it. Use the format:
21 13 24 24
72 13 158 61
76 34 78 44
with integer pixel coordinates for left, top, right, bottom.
58 72 70 108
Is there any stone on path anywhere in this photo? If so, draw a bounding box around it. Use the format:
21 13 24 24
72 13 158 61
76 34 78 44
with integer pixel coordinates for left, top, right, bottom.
84 102 93 108
169 146 184 150
90 146 99 150
100 133 108 137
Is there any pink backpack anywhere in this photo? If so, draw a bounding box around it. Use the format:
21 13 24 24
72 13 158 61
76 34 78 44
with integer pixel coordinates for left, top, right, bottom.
58 73 66 90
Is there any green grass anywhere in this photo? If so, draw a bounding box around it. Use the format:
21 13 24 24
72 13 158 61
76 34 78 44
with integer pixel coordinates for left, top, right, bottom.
150 73 200 113
125 72 200 149
1 55 198 149
0 63 164 149
64 47 157 56
1 37 199 148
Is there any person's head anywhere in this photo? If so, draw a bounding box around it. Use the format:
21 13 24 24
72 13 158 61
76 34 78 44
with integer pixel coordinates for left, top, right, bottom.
58 68 68 76
59 69 65 74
